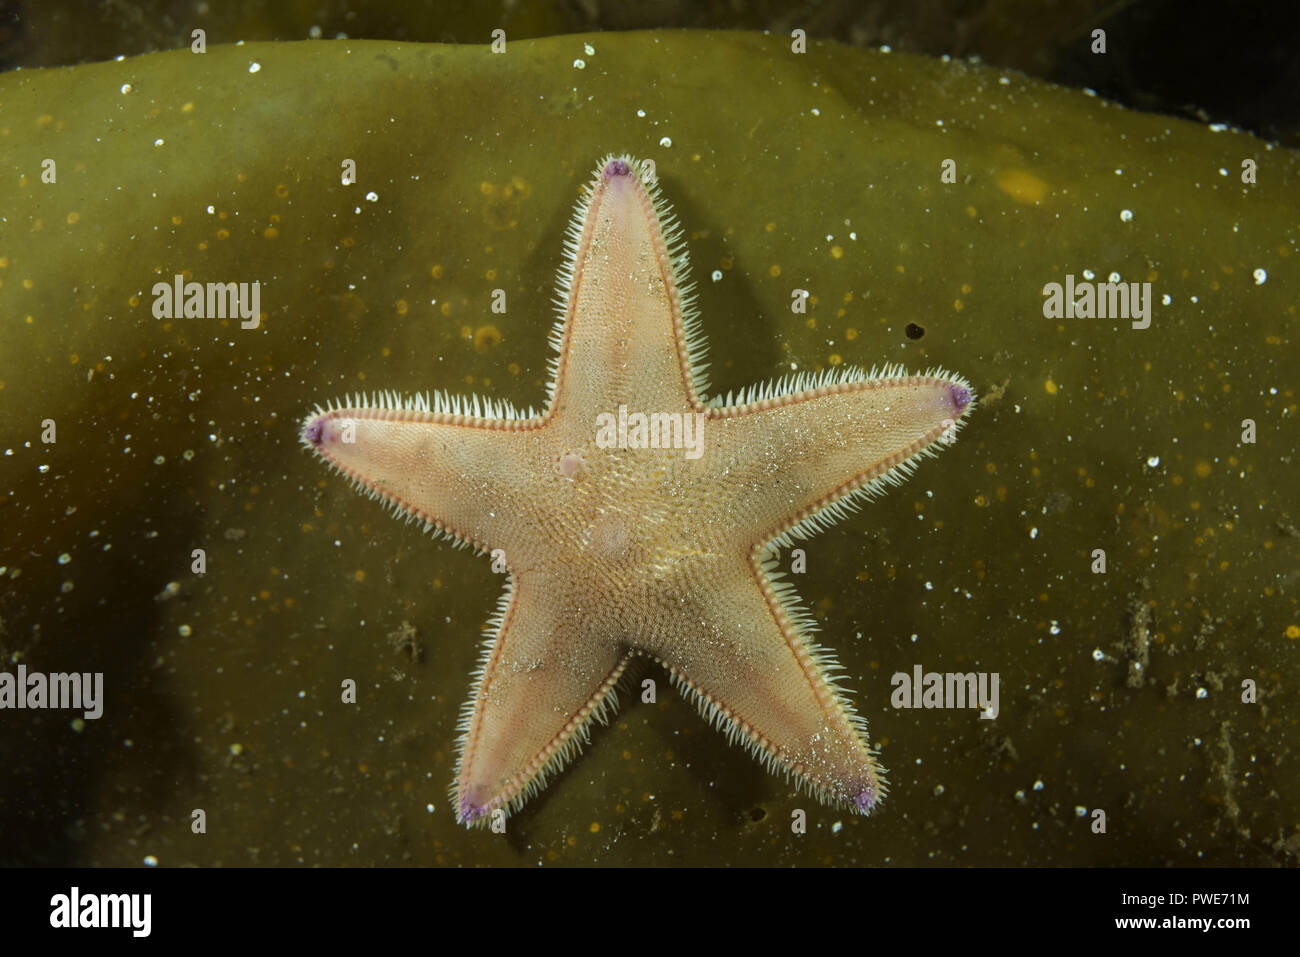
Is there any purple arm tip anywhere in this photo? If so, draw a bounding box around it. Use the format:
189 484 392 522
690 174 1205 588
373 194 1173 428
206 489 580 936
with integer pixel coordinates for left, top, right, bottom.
855 784 877 813
950 383 972 412
603 158 632 179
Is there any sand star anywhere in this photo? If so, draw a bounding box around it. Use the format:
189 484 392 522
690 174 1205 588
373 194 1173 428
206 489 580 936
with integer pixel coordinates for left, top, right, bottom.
301 154 974 826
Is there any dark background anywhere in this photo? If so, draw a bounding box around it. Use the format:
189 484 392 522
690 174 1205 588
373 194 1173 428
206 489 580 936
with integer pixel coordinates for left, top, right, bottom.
3 0 1299 146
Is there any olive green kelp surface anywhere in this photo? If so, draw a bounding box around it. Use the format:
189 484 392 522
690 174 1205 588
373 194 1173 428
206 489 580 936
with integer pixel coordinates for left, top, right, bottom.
1 33 1296 866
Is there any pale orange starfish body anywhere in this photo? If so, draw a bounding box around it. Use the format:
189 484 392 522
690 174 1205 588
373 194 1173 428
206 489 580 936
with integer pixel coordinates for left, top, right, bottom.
302 155 974 826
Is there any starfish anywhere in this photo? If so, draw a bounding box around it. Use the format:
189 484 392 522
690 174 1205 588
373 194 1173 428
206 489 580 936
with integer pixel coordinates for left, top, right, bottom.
301 154 974 826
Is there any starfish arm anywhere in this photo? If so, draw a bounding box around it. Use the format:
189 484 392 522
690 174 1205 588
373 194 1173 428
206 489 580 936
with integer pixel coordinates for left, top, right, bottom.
642 555 885 812
300 393 542 553
546 156 706 430
454 572 631 826
705 368 974 548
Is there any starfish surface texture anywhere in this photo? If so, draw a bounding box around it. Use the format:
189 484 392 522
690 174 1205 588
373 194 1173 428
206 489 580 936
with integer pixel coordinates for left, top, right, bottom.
302 155 975 826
